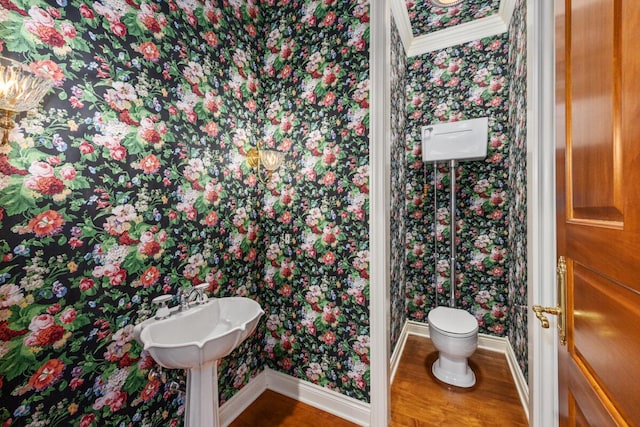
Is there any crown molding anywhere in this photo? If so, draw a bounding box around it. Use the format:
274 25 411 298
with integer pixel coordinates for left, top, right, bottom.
390 0 413 53
391 0 516 57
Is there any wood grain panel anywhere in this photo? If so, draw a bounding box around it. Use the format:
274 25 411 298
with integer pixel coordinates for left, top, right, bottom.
557 0 640 425
568 389 616 427
567 0 623 223
572 263 640 422
567 226 640 293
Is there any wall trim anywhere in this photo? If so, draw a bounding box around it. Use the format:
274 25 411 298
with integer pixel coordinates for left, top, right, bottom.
390 0 412 53
219 368 371 427
370 0 392 425
266 369 371 426
506 339 530 421
391 0 517 56
390 320 529 419
526 0 559 426
390 320 411 383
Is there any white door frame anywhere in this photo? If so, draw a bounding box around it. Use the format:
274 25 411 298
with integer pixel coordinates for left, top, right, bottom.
372 1 559 425
527 1 558 426
370 0 391 426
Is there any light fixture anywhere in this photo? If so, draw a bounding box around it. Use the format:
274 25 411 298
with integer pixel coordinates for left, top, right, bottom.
0 56 54 145
246 141 284 184
430 0 464 7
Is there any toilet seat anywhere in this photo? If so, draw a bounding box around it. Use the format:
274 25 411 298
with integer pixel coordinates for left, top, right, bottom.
428 306 478 337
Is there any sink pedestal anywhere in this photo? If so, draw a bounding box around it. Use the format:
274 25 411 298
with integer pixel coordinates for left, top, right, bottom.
185 362 219 427
133 297 264 427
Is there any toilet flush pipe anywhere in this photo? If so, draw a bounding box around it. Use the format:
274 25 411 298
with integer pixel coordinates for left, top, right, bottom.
449 159 457 309
433 162 439 307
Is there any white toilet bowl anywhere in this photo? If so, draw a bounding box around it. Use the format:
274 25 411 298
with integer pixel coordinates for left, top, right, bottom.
428 306 479 388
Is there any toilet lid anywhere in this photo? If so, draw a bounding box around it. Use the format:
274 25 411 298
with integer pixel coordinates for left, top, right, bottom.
428 306 478 335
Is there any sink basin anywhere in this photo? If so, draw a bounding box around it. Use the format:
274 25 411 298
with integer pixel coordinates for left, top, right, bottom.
133 297 264 427
135 297 264 369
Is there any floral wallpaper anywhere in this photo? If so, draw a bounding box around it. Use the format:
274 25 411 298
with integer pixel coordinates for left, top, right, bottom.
390 18 408 354
404 34 511 336
257 0 371 403
506 0 527 382
0 0 373 424
406 0 501 37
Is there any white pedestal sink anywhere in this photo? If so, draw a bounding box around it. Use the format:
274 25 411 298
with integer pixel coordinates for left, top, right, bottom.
134 297 264 427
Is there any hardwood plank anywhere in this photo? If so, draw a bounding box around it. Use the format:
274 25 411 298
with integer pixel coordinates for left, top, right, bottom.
390 335 527 427
229 389 359 427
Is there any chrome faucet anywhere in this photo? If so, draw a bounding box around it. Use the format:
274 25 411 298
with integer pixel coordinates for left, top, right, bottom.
177 284 208 312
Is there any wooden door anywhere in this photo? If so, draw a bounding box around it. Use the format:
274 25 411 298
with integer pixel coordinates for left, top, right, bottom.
555 0 640 425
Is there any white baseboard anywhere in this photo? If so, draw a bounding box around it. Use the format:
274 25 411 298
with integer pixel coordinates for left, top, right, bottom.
506 340 530 422
390 321 411 383
396 320 508 353
220 368 371 427
390 320 529 421
222 320 529 427
266 368 371 426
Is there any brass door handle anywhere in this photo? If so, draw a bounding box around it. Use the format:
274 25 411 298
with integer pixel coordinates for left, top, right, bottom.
532 256 567 345
532 305 561 328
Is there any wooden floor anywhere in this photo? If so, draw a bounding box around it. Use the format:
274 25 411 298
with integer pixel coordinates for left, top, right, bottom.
391 335 527 426
229 389 358 427
230 335 528 426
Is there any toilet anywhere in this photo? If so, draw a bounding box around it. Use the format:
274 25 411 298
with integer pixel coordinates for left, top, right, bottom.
428 306 479 388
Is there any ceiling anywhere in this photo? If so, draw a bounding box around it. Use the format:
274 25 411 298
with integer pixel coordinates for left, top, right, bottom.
392 0 516 56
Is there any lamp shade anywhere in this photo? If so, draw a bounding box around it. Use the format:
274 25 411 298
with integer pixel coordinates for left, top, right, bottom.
0 56 54 113
260 149 285 172
430 0 464 7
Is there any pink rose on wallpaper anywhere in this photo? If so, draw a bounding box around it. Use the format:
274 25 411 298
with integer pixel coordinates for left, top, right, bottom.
79 4 94 19
78 140 95 154
24 321 65 347
321 65 339 86
138 3 164 34
79 278 95 291
95 389 127 412
109 268 127 286
60 308 77 324
320 11 336 27
321 331 336 345
321 251 336 265
59 165 77 180
109 145 127 161
490 323 505 335
28 161 55 177
24 6 55 30
110 21 127 37
59 22 76 38
202 121 219 137
28 314 55 332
